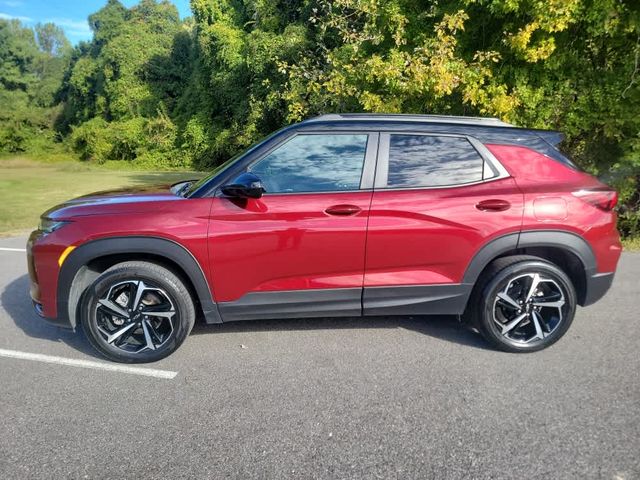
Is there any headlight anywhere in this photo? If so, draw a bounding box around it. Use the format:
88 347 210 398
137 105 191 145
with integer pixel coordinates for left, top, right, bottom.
38 218 69 234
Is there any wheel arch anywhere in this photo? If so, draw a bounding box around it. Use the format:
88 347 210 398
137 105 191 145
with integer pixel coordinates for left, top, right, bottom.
58 236 222 329
462 230 597 307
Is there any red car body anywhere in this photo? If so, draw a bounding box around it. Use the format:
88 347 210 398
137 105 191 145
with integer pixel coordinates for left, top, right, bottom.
28 114 621 334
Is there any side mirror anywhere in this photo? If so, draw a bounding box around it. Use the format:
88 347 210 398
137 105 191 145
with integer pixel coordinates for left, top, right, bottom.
221 172 265 199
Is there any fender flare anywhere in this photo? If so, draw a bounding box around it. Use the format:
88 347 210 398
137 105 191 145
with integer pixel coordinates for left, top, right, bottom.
462 230 597 286
57 236 222 329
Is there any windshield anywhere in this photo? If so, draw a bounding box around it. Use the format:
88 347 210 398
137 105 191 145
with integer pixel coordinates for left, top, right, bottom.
183 154 241 197
184 129 284 198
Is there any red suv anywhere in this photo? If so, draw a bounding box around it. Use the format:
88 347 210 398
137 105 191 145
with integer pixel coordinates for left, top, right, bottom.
27 114 622 362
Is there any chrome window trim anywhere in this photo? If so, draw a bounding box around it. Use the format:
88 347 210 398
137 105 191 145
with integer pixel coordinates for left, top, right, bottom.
374 132 510 190
468 135 510 179
374 133 390 189
236 189 375 197
360 132 379 189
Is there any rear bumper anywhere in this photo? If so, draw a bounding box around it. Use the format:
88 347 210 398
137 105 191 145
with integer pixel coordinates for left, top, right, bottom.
582 272 615 306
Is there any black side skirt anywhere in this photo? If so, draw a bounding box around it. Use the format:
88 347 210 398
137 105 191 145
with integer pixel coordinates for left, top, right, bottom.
216 284 472 322
218 288 362 322
363 284 473 316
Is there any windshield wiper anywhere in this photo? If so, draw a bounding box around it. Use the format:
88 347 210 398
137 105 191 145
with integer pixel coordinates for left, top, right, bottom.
170 179 198 197
177 181 194 197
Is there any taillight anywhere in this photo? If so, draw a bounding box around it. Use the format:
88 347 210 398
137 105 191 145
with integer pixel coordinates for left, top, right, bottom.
572 188 618 211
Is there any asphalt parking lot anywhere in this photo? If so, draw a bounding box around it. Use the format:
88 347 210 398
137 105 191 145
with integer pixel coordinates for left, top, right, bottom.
1 235 639 479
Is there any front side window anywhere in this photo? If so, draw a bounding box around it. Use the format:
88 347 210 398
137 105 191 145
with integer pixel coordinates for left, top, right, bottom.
386 135 485 188
249 134 368 193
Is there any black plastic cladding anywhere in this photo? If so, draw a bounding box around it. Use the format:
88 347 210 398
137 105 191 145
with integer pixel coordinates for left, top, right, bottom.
57 236 223 329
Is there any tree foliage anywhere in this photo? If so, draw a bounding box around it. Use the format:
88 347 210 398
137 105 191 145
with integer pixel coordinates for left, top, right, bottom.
0 19 69 154
0 0 639 236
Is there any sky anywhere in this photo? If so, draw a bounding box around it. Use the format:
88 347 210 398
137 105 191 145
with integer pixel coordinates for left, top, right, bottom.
0 0 191 44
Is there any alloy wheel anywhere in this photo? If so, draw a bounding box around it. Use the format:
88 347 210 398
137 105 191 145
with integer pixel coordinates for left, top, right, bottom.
95 280 176 354
492 272 566 344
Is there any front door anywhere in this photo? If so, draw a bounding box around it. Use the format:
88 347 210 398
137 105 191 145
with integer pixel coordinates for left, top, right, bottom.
208 132 378 321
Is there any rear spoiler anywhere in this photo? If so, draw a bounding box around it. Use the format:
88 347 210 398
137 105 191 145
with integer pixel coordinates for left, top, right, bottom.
535 130 565 146
526 129 579 170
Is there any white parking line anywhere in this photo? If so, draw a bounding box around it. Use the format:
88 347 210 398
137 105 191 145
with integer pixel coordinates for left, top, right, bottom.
0 247 26 252
0 348 177 379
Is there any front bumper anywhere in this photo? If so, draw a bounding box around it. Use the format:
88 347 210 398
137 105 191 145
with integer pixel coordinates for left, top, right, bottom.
27 230 74 329
26 232 45 318
31 297 71 328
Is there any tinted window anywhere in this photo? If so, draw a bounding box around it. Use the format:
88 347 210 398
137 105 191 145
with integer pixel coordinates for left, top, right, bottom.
249 134 368 193
386 135 484 188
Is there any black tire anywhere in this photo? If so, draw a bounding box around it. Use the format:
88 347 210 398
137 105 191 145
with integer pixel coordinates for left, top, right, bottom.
469 255 577 353
80 261 195 363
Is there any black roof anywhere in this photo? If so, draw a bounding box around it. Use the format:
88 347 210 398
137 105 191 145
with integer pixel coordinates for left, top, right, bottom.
302 113 514 128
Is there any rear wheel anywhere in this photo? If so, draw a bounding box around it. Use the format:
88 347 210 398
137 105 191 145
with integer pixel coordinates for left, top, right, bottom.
471 256 577 352
80 261 195 363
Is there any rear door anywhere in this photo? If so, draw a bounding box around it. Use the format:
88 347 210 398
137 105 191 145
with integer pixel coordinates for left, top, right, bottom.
363 132 524 315
208 132 378 320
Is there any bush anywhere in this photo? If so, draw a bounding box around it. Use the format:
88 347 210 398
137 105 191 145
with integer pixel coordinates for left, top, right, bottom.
110 117 146 161
0 123 27 152
69 114 189 168
181 116 209 166
0 90 59 154
618 195 640 240
69 117 112 162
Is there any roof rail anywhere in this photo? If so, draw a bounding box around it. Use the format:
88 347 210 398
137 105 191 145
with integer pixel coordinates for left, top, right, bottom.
303 113 514 127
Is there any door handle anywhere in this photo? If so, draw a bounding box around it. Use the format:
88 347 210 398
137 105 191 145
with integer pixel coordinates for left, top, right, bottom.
325 204 362 216
475 199 511 212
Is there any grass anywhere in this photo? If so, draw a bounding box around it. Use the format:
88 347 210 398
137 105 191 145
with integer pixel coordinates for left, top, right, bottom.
622 236 640 251
0 157 203 235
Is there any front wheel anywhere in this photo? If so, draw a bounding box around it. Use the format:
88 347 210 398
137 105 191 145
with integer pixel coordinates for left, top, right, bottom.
472 256 577 353
80 261 195 363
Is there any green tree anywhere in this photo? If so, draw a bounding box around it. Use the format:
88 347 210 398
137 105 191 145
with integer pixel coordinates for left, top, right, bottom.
89 0 128 46
0 18 69 152
35 22 71 56
62 0 187 165
186 0 309 163
0 19 38 92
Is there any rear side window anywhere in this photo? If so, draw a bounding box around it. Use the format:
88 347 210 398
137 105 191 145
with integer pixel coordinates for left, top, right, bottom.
386 135 485 188
249 134 368 193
